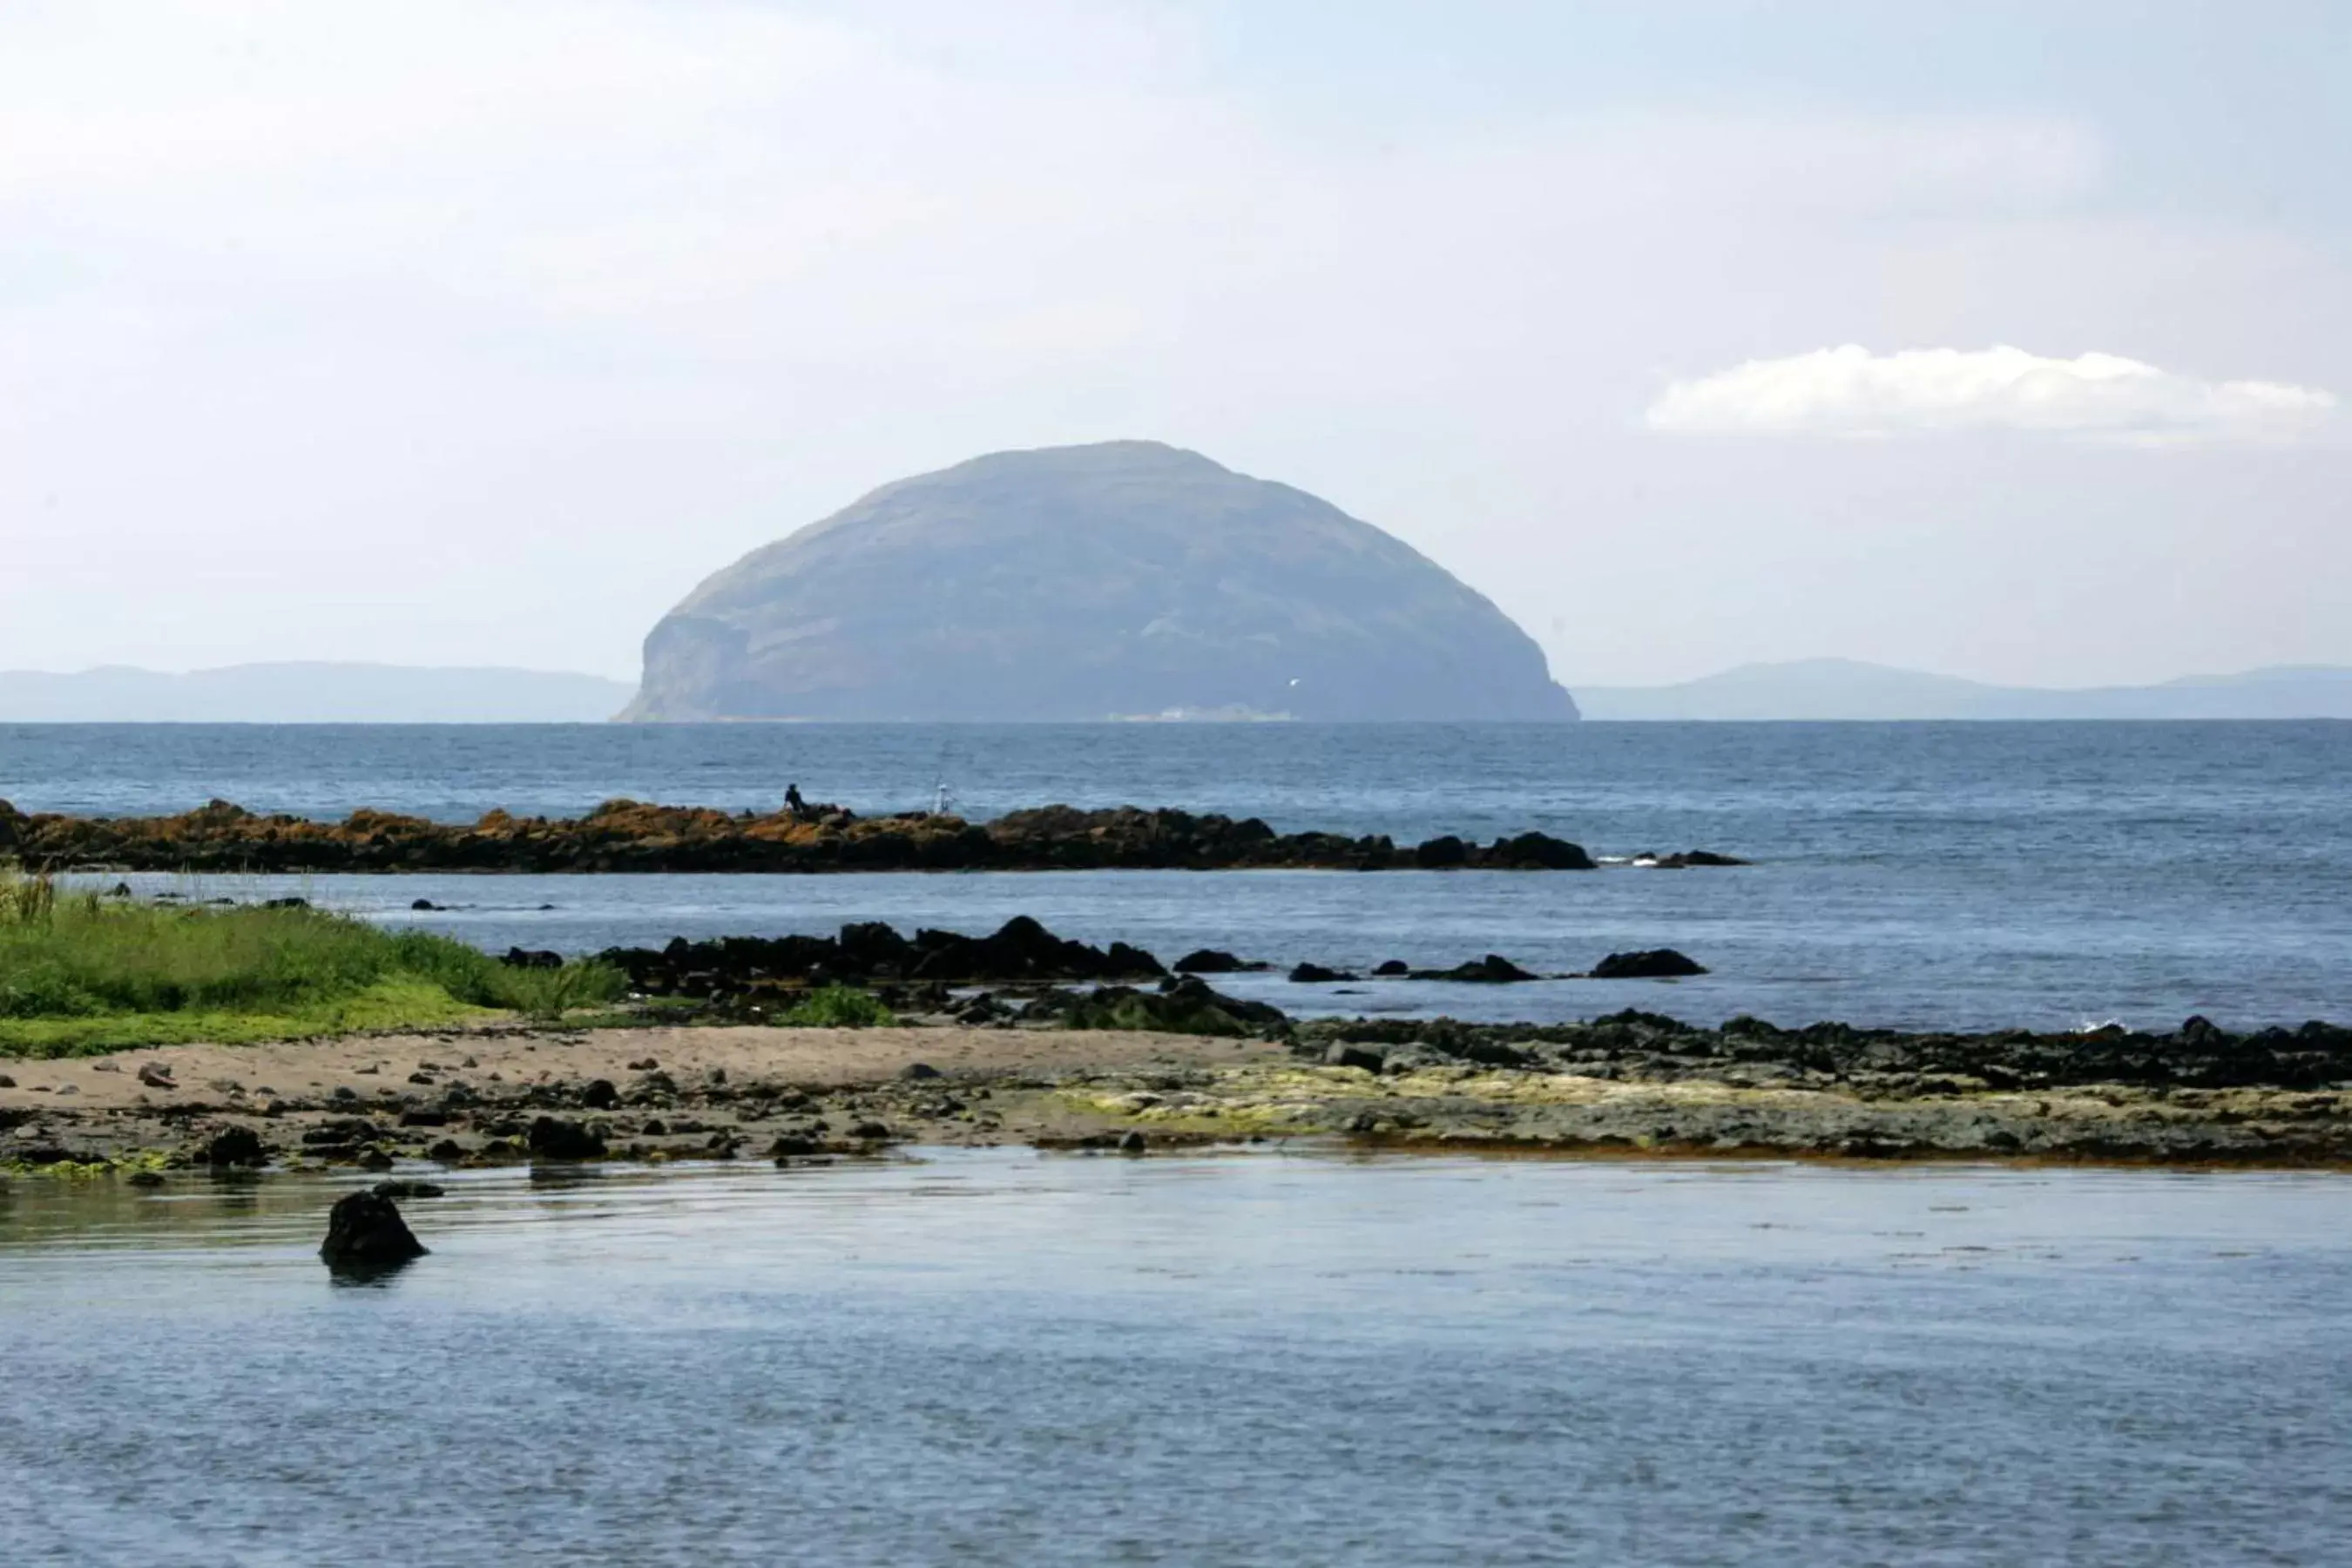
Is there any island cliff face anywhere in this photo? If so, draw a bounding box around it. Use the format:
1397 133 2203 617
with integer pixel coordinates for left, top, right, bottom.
621 441 1578 721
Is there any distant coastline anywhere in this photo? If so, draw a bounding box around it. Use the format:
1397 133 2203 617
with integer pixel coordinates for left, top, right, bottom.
1573 659 2352 721
6 656 2352 723
0 663 635 724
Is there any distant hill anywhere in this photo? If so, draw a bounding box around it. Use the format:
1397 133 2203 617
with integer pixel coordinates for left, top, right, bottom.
0 663 637 723
1574 659 2352 720
623 440 1578 722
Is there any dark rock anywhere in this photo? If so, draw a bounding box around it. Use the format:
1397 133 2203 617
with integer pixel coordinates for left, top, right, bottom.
1414 835 1469 868
1653 849 1747 868
1372 960 1409 977
410 898 441 910
768 1134 821 1159
580 1078 619 1109
127 1169 166 1187
1591 949 1708 979
503 948 564 970
1173 949 1254 974
1022 976 1289 1037
1118 1130 1147 1154
899 1062 943 1080
319 1192 427 1269
108 882 132 898
1484 832 1596 870
136 1062 175 1090
1416 954 1539 983
625 1057 659 1071
526 1116 606 1160
426 1139 465 1162
1323 1043 1386 1071
1288 963 1355 983
0 1073 15 1088
204 1126 267 1167
848 1120 893 1141
264 896 308 909
398 1108 448 1128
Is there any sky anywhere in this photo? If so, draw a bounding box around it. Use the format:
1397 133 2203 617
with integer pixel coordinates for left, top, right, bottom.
2 0 2346 689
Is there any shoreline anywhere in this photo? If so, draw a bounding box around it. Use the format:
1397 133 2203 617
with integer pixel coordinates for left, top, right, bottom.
8 1017 2349 1174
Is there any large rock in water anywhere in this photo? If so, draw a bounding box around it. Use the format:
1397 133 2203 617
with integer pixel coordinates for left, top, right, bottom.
621 442 1578 721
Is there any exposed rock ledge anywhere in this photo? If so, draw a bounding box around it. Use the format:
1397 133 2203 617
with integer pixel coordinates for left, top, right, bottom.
0 798 1735 875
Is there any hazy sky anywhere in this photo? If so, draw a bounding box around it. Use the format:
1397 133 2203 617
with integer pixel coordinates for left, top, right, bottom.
3 0 2346 687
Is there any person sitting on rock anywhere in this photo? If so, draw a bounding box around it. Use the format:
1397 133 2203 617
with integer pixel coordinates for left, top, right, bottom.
785 782 809 821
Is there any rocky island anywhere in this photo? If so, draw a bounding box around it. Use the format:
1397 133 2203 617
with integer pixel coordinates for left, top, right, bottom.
620 440 1579 722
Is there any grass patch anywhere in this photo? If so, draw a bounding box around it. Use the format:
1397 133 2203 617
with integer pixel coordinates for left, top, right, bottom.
0 870 625 1058
775 984 895 1028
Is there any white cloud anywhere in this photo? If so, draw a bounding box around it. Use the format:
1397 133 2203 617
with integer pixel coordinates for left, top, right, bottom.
1645 345 2338 444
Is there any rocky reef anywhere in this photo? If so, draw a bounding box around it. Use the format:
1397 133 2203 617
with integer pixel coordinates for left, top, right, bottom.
0 797 1674 875
7 1004 2349 1173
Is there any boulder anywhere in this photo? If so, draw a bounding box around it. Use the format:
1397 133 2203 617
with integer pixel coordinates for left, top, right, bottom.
526 1116 607 1160
1484 832 1595 870
1288 963 1355 983
203 1125 267 1167
319 1191 427 1268
1173 949 1256 974
1416 954 1539 983
1591 949 1708 979
1414 835 1469 868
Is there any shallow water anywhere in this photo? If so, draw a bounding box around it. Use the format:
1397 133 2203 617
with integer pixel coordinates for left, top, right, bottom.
12 720 2349 1030
3 1152 2348 1566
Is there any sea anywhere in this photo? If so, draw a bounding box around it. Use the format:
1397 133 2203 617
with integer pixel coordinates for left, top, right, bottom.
3 720 2348 1031
3 1155 2347 1566
4 720 2351 1566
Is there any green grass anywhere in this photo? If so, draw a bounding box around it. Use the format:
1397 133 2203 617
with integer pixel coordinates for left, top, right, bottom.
0 870 625 1058
775 984 895 1028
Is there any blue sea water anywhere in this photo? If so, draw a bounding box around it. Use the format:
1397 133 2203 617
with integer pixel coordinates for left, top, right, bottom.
4 720 2349 1031
3 1154 2347 1567
6 733 2350 1566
